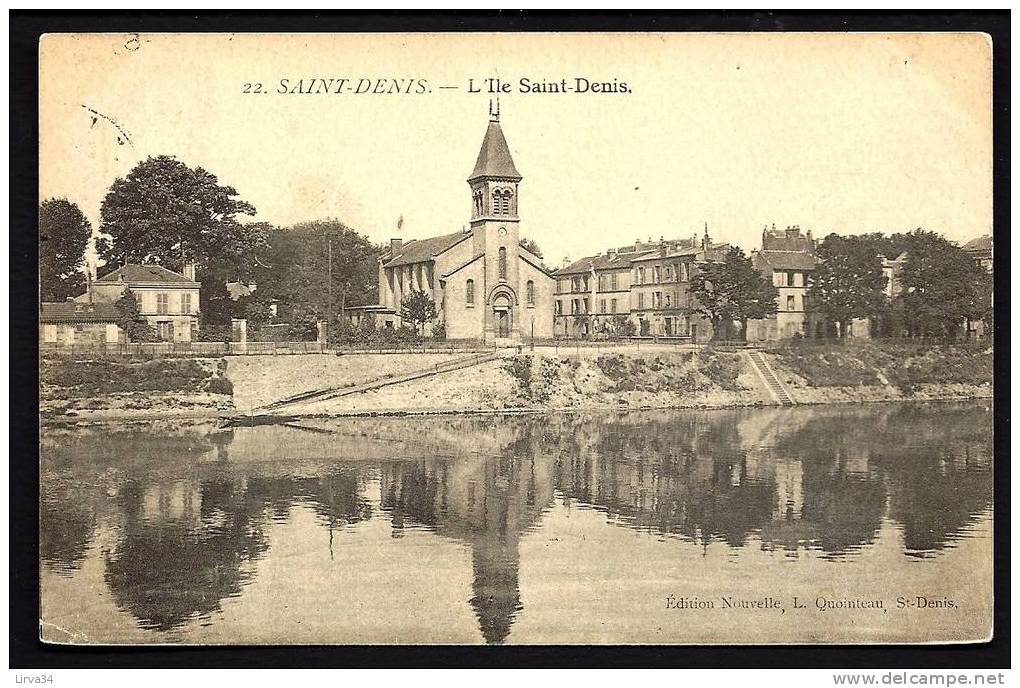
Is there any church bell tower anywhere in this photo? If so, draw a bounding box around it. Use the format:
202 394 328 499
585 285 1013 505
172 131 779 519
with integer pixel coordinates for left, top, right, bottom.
468 100 522 226
468 101 523 341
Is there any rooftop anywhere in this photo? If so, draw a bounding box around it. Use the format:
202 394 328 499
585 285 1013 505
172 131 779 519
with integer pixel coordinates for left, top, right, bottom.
761 226 816 254
754 249 818 272
554 250 658 276
962 235 992 253
97 264 196 284
41 301 121 323
554 236 729 276
382 231 470 268
468 118 521 182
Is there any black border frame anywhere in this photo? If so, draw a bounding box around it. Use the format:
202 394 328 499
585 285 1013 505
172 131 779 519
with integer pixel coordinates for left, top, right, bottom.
10 10 1010 669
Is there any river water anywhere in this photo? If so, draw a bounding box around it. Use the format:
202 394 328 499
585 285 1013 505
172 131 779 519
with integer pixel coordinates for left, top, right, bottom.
40 402 993 645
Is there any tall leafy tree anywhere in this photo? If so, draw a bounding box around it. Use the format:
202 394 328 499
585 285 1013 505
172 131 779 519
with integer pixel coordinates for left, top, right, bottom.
896 229 988 340
250 220 379 328
809 234 888 339
400 290 437 335
691 246 778 341
39 198 91 301
96 155 263 278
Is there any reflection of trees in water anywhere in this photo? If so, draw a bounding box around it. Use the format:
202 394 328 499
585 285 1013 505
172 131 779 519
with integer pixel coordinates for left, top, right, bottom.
40 486 96 575
104 479 271 631
552 413 777 548
765 404 993 557
44 403 993 639
103 468 370 632
879 406 993 556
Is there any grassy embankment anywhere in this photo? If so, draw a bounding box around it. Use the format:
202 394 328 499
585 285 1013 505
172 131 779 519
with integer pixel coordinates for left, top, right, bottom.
40 357 233 419
764 341 993 403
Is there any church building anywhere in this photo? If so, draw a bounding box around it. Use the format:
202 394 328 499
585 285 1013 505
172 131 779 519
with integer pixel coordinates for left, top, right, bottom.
353 106 554 342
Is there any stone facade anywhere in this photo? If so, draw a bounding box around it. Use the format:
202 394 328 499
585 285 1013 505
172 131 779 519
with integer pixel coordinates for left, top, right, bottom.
352 109 555 343
74 264 201 342
40 301 122 345
552 233 727 341
747 226 820 341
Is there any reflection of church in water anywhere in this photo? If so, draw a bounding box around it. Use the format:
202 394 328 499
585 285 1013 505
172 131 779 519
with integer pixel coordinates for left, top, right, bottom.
40 404 995 643
378 422 555 644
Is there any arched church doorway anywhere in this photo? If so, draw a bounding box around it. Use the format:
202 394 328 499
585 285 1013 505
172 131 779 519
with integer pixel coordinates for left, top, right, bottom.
493 293 512 338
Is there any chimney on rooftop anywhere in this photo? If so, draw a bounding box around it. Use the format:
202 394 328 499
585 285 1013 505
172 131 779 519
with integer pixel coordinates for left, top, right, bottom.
390 238 403 254
183 261 197 281
607 248 617 259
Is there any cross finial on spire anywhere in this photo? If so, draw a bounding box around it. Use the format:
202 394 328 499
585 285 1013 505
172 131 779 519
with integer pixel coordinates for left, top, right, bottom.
489 97 500 122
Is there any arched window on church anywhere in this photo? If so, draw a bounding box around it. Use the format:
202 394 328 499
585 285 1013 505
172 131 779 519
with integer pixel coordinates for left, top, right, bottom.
527 280 535 305
491 189 512 215
498 247 507 280
466 279 475 304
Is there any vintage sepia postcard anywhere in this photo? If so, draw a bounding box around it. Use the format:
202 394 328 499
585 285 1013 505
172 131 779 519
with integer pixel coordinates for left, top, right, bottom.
37 31 995 646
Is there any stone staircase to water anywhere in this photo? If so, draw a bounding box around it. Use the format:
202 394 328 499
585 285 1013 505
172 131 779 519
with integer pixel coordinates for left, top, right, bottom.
745 349 796 406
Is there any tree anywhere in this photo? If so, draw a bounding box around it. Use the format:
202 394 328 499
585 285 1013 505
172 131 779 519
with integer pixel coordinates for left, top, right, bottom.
611 314 636 337
809 234 888 339
691 246 778 341
39 198 91 301
519 237 543 259
96 155 263 278
896 230 988 340
400 290 437 335
969 268 994 337
196 276 235 342
251 220 379 328
113 289 158 342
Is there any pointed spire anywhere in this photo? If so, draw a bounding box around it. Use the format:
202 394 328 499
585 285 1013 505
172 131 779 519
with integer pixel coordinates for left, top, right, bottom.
469 105 521 182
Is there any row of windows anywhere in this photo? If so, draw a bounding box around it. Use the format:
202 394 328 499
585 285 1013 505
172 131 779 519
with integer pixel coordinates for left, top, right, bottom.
555 292 693 312
465 278 535 305
556 272 623 294
774 271 805 287
634 262 691 285
555 298 619 315
555 262 694 294
472 189 516 216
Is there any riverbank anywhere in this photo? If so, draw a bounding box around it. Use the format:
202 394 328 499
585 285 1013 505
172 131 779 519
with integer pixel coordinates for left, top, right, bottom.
39 342 993 424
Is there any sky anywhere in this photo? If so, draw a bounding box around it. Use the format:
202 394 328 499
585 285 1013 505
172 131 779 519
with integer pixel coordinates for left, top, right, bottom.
39 32 992 268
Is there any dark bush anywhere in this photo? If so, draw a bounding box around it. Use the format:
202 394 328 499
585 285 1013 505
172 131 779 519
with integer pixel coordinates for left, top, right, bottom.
207 375 234 395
